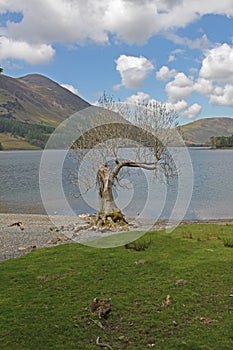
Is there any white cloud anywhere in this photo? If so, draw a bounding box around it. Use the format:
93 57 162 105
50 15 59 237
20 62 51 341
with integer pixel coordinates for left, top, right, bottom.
2 0 110 45
162 0 183 9
167 33 211 50
165 72 194 102
115 54 154 89
200 43 233 84
168 49 185 62
168 55 175 62
0 36 55 64
60 84 79 95
182 103 202 119
193 43 233 107
166 99 202 119
156 66 177 81
209 84 233 106
171 99 188 112
0 0 233 65
105 0 159 44
194 78 214 95
125 91 150 104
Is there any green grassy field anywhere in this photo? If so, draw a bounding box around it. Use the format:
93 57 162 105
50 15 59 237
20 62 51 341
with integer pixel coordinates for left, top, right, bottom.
0 224 233 349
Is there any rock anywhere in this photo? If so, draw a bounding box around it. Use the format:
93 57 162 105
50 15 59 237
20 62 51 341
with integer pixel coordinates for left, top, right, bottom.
162 295 171 307
62 231 74 239
99 227 111 233
87 226 97 231
73 224 90 233
200 317 218 324
78 213 90 219
47 235 70 245
18 245 36 251
128 221 139 228
134 259 146 265
176 279 187 285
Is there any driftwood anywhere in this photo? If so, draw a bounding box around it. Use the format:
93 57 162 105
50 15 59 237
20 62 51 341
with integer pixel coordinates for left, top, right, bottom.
8 221 24 230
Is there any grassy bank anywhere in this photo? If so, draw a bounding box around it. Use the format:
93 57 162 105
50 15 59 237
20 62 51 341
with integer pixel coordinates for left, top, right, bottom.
0 224 233 349
0 133 39 150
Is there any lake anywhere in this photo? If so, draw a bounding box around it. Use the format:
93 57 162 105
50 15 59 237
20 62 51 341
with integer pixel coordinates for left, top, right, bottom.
0 148 233 220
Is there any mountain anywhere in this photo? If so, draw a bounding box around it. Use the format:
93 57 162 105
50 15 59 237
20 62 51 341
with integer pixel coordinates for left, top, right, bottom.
0 73 90 126
0 73 90 149
179 117 233 145
1 73 233 149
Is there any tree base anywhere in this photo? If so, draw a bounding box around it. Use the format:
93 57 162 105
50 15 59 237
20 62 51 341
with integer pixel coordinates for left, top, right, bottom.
92 209 128 231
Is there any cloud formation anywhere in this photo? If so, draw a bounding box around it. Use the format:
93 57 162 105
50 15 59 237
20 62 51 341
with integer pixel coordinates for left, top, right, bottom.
60 84 79 95
182 103 202 119
209 85 233 106
0 37 55 64
200 43 233 84
159 43 233 112
0 0 233 63
197 43 233 106
125 91 151 104
165 72 194 102
115 55 154 89
156 66 177 81
167 33 211 50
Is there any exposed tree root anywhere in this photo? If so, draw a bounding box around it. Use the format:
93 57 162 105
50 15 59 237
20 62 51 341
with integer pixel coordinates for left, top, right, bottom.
93 210 128 231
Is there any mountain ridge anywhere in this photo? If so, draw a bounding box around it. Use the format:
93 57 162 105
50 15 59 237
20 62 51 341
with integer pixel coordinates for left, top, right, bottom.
0 73 233 149
0 73 91 149
179 117 233 145
0 73 90 126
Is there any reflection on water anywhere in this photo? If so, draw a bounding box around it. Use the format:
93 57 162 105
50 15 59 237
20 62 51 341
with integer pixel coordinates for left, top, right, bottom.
0 148 233 220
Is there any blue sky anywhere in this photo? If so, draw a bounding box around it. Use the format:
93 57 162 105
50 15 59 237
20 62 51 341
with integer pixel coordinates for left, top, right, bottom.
0 0 233 124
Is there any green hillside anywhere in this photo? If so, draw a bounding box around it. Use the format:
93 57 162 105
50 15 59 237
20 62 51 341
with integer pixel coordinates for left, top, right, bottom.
0 73 90 149
0 73 233 149
0 74 90 125
180 117 233 145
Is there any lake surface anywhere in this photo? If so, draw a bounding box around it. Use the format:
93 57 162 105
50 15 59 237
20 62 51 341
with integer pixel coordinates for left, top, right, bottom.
0 148 233 220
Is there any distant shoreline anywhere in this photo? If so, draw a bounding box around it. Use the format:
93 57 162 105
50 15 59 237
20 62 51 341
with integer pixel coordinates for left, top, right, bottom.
2 146 233 152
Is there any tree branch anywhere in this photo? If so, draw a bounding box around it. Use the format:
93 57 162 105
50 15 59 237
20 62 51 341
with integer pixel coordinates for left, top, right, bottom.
111 160 157 180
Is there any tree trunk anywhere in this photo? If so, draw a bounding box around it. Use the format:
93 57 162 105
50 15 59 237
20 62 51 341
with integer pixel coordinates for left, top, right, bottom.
96 164 127 227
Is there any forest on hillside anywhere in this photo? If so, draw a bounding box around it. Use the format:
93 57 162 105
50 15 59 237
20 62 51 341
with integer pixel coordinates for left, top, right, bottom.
208 135 233 148
0 117 54 148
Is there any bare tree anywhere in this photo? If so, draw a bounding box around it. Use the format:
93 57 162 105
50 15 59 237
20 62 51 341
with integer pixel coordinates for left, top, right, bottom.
71 94 179 228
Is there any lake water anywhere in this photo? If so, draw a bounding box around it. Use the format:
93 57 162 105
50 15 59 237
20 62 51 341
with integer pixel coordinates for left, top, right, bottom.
0 148 233 220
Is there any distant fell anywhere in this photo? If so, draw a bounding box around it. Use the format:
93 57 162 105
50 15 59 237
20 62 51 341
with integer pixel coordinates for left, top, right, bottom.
1 73 233 150
0 73 90 149
180 117 233 145
0 73 90 126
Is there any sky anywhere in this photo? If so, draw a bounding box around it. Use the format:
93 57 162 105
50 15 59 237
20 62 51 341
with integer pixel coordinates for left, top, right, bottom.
0 0 233 124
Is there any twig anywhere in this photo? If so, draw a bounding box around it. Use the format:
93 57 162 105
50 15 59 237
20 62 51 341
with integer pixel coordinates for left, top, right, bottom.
91 318 105 329
96 336 113 350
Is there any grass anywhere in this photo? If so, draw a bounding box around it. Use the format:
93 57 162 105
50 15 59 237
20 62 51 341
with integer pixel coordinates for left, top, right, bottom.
0 133 39 150
0 224 233 349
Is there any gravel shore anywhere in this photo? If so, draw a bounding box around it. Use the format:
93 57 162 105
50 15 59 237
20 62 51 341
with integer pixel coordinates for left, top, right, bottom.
0 214 65 262
0 213 158 262
1 213 233 262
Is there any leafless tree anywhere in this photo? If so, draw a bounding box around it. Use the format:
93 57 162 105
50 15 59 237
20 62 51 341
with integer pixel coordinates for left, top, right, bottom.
71 94 179 227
